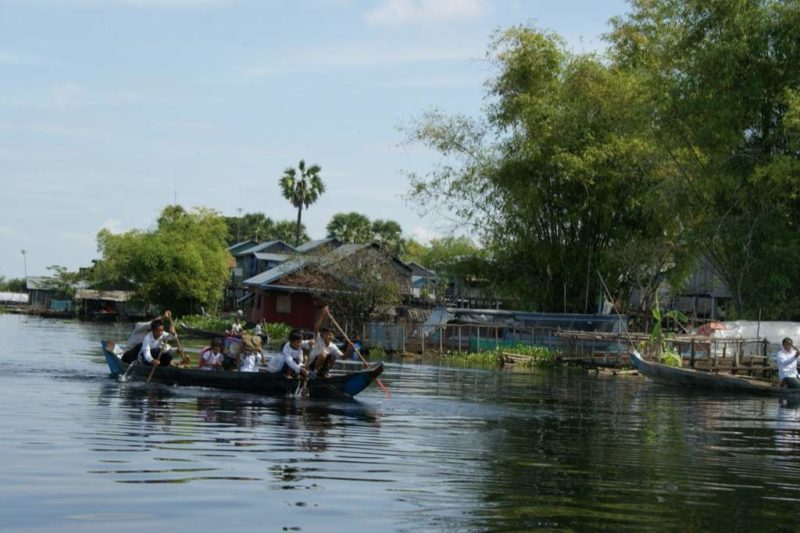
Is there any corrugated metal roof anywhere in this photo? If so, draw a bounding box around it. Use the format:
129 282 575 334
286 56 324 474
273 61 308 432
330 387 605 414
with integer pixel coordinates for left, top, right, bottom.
74 289 133 302
253 252 291 262
243 258 307 286
26 276 53 290
243 243 370 287
236 240 296 257
296 237 341 253
227 240 258 255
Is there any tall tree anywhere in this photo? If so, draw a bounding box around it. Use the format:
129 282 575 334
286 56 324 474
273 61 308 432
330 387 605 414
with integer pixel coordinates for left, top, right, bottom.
408 27 685 312
279 160 325 246
326 212 372 243
608 0 800 318
371 219 405 256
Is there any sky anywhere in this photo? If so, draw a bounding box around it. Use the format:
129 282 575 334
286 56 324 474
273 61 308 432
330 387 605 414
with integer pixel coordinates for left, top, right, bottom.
0 0 629 279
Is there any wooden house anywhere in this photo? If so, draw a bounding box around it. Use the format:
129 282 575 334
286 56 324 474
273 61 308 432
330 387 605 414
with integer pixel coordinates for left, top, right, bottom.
242 243 412 329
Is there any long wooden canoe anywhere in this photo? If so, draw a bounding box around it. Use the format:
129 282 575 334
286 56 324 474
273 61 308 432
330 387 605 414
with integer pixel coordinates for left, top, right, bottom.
101 340 383 399
629 350 800 396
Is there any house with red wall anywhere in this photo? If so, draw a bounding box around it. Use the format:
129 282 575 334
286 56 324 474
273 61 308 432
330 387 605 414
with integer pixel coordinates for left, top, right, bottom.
242 243 412 330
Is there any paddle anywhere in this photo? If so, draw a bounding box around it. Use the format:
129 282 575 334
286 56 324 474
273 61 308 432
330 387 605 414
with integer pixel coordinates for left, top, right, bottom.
326 309 391 399
165 311 191 365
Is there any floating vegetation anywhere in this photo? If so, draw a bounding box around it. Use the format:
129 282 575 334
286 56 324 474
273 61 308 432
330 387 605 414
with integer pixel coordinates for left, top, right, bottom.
441 344 554 369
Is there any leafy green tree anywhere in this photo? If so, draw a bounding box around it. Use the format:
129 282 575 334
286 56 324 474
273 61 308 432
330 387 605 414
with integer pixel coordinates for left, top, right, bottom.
223 213 307 246
0 277 26 292
326 212 372 243
274 220 308 244
371 219 405 256
41 265 82 298
608 0 800 318
408 27 684 312
279 160 325 246
93 205 230 314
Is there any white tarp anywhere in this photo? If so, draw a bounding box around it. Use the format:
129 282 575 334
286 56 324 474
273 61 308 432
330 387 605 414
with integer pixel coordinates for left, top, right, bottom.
0 292 28 304
710 320 800 351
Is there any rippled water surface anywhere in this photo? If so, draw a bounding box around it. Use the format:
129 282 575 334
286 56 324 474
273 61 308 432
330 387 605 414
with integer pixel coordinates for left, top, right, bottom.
2 314 800 532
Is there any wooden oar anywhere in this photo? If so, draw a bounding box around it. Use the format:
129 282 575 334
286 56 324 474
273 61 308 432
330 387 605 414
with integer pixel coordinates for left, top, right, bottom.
146 362 158 383
326 311 391 399
166 311 191 365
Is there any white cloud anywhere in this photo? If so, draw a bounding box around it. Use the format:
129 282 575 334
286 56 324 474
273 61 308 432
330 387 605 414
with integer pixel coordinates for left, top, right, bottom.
365 0 485 26
0 226 12 239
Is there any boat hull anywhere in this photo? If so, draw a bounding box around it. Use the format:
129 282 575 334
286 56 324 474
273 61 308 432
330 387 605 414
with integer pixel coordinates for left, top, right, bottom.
629 350 800 396
101 340 383 399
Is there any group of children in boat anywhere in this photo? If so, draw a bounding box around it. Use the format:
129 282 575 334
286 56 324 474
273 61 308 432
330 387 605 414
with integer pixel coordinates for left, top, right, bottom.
123 306 353 380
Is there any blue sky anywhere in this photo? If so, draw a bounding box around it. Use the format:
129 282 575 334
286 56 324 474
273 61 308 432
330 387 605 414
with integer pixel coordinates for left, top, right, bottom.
0 0 628 279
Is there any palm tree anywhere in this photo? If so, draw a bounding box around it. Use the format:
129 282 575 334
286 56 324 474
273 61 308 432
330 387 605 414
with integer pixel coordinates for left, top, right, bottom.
279 160 325 246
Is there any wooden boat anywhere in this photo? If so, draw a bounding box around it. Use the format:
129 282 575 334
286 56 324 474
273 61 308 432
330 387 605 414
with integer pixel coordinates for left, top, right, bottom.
629 350 800 396
101 340 383 399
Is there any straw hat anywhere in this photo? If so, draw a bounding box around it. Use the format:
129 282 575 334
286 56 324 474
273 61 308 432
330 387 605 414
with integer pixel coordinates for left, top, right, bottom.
242 334 262 353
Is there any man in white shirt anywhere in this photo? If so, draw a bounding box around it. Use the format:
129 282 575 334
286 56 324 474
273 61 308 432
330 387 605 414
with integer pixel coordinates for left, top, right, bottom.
138 318 178 367
266 330 311 377
308 306 350 377
775 337 800 388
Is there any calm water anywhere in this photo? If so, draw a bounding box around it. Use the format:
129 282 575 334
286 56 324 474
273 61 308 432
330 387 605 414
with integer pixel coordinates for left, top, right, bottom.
2 314 800 532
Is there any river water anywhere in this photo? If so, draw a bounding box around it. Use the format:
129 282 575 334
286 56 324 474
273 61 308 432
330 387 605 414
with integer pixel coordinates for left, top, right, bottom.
2 314 800 532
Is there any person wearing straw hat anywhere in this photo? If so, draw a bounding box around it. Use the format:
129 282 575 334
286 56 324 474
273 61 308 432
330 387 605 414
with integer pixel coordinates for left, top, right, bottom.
775 338 800 388
238 335 264 372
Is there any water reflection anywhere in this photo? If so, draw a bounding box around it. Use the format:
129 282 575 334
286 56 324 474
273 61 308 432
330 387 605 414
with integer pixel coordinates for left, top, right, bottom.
9 315 800 531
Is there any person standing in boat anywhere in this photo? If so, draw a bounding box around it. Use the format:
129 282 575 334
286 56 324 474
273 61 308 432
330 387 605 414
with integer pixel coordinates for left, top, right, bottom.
139 318 179 367
775 338 800 388
238 335 264 372
266 330 312 378
308 306 350 377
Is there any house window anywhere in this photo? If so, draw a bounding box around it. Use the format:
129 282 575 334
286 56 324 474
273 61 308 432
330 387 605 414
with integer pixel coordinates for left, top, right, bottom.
276 293 291 314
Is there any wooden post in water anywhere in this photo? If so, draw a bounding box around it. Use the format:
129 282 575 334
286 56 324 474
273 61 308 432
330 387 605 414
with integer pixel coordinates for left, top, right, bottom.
690 338 696 369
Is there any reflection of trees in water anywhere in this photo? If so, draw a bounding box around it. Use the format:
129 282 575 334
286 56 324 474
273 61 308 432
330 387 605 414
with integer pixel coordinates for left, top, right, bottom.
453 376 800 532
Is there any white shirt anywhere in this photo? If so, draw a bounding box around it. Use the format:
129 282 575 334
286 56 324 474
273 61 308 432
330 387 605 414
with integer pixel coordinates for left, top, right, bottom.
200 348 224 370
308 333 343 367
266 341 310 373
138 331 173 364
239 352 263 372
775 347 799 380
126 320 153 347
231 321 244 335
